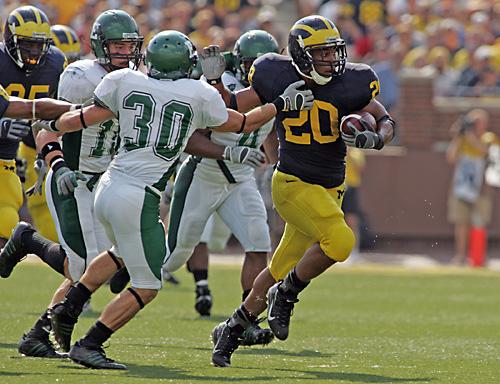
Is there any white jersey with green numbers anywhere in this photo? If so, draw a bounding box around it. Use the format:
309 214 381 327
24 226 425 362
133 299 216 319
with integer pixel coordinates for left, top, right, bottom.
58 59 119 173
94 68 229 191
199 71 274 183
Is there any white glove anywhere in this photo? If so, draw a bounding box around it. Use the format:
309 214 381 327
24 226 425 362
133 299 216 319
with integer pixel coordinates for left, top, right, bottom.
341 119 384 150
32 119 59 133
0 119 31 140
223 146 265 168
54 166 87 196
26 156 48 196
199 45 226 82
274 80 314 112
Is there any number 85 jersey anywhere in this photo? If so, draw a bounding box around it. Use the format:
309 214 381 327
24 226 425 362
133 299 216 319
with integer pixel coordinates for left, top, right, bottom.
250 53 380 189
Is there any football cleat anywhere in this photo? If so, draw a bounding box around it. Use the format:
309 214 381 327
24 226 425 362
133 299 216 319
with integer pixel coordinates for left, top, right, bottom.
49 303 78 352
0 221 34 278
195 285 212 317
240 322 274 346
163 271 180 285
109 266 130 294
211 322 241 367
18 332 69 358
70 341 127 370
267 282 298 341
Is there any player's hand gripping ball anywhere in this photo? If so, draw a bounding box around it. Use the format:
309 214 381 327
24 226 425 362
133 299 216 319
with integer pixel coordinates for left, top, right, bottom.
340 112 383 150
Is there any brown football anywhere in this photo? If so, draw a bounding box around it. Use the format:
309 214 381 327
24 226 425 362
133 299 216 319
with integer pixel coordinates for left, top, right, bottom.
340 111 377 136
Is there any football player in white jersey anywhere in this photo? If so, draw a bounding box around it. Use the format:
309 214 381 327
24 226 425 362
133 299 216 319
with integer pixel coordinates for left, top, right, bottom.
38 31 312 369
165 32 279 347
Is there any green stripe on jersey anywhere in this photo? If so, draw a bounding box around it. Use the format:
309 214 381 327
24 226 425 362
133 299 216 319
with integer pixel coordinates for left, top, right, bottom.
62 130 82 171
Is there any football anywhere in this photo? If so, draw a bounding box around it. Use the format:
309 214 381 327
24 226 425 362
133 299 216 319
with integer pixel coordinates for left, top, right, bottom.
340 111 377 136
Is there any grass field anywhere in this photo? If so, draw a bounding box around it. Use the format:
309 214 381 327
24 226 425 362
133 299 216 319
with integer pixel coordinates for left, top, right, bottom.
1 263 500 384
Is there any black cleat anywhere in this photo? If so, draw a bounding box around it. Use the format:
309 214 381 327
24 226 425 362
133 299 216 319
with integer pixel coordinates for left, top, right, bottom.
49 303 78 352
109 267 130 294
195 285 212 317
267 282 298 341
211 322 241 367
70 342 127 370
0 221 34 278
240 322 274 346
18 332 69 359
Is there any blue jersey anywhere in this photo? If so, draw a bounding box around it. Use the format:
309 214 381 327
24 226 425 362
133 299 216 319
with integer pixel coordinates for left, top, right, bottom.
0 43 65 159
0 85 10 119
250 53 379 188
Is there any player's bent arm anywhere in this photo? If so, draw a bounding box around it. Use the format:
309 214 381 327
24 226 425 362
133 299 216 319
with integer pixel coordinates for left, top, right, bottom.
213 104 277 134
5 97 74 120
55 105 115 133
213 83 262 112
361 99 396 145
184 130 225 159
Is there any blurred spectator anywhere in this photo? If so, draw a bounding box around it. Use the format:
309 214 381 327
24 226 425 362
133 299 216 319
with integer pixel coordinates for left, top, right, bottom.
371 40 399 111
342 147 366 263
446 109 493 265
189 8 215 49
426 46 459 96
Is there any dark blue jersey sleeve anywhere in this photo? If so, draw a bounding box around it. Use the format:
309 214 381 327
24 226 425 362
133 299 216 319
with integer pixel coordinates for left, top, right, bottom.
0 85 10 118
346 63 380 111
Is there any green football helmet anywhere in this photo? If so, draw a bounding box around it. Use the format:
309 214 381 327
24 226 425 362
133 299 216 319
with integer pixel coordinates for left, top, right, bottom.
145 31 197 80
90 9 143 70
233 30 278 86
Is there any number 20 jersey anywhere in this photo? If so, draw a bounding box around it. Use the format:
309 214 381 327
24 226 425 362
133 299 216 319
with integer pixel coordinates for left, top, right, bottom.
250 53 379 188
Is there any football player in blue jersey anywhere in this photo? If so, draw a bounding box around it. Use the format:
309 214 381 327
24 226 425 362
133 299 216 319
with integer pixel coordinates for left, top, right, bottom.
204 15 396 367
0 5 66 246
51 25 81 64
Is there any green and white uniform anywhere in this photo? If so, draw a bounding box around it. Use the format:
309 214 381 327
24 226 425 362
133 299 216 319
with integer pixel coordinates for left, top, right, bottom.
164 71 273 272
94 68 228 289
46 59 117 280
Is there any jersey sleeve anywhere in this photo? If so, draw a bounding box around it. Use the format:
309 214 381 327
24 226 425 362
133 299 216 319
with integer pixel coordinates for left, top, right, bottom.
248 53 281 104
203 86 229 128
94 72 120 114
0 85 10 118
58 66 95 104
349 64 380 111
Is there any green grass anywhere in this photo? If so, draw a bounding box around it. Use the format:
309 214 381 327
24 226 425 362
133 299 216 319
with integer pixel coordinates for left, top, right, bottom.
1 263 500 384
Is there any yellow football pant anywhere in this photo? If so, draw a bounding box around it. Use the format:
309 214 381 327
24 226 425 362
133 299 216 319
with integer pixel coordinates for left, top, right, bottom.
269 170 355 281
18 143 57 241
0 159 23 239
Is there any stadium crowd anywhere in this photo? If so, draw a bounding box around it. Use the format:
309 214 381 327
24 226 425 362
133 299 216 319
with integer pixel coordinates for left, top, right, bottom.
1 0 499 109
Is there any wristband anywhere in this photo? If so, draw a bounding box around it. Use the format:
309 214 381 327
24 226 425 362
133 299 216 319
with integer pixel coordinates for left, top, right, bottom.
229 92 238 110
272 96 285 112
41 141 62 159
236 114 246 134
79 108 88 129
207 78 222 85
50 156 67 172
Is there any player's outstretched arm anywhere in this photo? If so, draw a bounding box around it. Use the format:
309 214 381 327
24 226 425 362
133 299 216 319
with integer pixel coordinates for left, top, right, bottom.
54 105 115 133
5 97 74 120
185 130 265 168
214 80 314 134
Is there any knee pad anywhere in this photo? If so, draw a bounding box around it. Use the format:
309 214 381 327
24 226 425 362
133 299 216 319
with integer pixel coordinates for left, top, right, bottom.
321 223 355 263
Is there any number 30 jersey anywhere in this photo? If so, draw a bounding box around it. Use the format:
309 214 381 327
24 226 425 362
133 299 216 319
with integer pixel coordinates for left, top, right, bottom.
94 68 229 190
58 59 119 173
250 53 379 188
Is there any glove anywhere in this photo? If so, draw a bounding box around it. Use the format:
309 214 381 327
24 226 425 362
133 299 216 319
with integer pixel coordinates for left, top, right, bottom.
0 119 31 140
32 119 59 133
223 146 265 168
341 120 384 150
199 45 226 83
273 80 314 112
54 166 87 196
26 156 48 196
